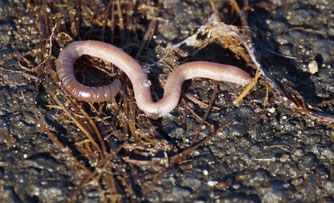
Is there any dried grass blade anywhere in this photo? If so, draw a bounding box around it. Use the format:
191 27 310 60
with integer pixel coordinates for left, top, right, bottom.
233 70 261 104
79 105 107 155
48 88 102 155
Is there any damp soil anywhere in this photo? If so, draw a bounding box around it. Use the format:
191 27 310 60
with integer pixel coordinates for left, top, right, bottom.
1 0 334 202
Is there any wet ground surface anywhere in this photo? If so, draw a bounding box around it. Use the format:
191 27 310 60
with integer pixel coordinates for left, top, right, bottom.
1 0 334 202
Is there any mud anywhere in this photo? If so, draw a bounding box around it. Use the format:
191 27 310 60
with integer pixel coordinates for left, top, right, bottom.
0 0 333 202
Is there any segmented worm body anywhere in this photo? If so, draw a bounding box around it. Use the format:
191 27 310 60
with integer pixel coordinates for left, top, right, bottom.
56 40 251 117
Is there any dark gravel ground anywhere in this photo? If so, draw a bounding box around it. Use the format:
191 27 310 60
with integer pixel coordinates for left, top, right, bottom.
1 0 334 202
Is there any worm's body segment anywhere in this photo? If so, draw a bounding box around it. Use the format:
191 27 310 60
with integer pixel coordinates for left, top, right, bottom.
56 40 251 117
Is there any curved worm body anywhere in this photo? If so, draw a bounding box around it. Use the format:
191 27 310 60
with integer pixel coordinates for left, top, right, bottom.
56 40 251 117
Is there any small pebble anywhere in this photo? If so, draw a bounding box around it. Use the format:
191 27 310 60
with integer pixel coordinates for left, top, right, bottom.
308 60 318 74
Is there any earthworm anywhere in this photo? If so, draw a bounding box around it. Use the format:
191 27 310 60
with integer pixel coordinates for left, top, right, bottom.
56 40 251 117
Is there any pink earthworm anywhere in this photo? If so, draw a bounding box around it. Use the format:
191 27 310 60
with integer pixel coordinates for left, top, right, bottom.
56 40 251 117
